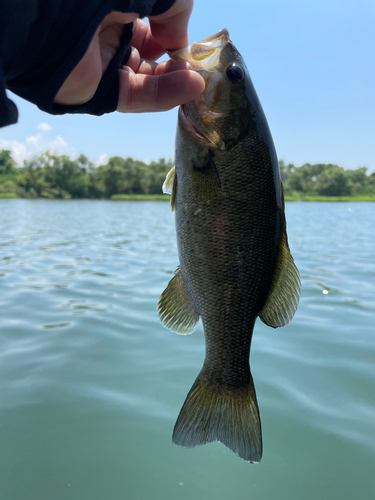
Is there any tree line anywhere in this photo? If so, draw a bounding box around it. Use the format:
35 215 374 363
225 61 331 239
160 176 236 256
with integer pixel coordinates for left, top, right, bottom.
0 150 173 199
0 149 374 199
280 160 375 197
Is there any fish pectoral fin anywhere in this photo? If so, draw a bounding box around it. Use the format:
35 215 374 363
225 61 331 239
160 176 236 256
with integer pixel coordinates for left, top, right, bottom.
162 166 177 213
259 221 301 328
162 165 175 194
157 266 199 334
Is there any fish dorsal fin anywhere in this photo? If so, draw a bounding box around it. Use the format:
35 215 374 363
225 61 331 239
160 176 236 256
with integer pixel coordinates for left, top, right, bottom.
157 266 199 334
162 166 177 213
259 219 300 328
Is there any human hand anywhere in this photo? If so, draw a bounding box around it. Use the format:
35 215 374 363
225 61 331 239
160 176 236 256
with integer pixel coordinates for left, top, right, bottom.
54 0 205 113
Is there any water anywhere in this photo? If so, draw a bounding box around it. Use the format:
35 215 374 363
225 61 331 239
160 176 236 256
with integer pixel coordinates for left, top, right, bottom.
0 199 374 500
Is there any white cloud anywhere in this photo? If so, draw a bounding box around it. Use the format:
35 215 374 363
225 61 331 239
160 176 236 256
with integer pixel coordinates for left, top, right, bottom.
52 135 68 147
26 133 43 145
0 140 28 164
38 122 52 132
93 153 108 166
0 123 76 164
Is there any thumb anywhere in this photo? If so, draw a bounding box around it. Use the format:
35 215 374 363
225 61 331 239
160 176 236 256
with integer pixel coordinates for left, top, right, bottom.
117 66 205 113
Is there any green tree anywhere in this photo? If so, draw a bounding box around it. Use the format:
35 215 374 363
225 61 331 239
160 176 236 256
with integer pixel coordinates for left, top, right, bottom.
316 165 351 196
0 150 16 175
18 152 93 198
278 160 296 185
95 156 128 197
345 167 368 195
95 156 160 196
288 163 336 194
16 158 45 197
146 158 173 194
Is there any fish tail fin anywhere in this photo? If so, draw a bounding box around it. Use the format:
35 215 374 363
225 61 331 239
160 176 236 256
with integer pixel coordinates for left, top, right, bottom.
172 372 262 463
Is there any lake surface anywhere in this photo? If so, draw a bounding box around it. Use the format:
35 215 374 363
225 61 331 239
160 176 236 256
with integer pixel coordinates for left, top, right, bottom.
0 199 374 500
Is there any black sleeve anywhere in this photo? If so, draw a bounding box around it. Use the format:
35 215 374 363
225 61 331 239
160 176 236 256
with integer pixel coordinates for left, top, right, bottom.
0 0 176 128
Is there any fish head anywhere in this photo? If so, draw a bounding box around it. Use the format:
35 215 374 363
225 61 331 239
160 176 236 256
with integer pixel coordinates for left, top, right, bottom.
168 29 254 151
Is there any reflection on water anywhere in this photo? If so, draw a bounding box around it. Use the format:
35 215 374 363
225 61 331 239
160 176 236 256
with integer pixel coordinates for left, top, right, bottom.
0 200 374 500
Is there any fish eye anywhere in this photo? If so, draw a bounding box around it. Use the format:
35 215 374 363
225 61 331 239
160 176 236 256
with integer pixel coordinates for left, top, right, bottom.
225 63 245 83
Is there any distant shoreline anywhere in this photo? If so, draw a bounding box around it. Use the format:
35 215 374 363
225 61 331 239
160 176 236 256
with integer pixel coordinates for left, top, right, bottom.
1 193 375 202
284 195 375 202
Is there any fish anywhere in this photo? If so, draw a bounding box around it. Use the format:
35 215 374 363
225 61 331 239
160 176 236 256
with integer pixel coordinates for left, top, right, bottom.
157 29 300 463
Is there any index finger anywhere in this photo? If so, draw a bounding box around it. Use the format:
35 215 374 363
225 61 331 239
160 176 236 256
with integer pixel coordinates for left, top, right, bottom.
148 0 193 50
130 20 166 61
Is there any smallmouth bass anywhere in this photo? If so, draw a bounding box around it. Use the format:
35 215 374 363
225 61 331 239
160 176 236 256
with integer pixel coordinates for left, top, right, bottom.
158 29 300 463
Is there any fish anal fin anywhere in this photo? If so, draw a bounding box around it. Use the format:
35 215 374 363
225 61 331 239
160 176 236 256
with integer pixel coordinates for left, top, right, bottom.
172 372 262 463
162 166 177 213
259 216 301 328
157 266 199 334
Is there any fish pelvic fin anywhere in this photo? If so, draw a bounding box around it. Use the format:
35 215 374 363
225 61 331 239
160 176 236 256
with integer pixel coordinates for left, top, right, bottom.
162 166 177 213
157 266 199 334
172 373 262 463
259 214 301 328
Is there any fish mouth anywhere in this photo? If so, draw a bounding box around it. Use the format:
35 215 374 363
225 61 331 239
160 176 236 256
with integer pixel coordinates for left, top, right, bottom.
197 28 230 46
168 29 230 70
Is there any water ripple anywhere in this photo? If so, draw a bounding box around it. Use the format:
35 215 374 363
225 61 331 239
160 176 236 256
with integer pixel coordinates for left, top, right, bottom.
0 199 374 498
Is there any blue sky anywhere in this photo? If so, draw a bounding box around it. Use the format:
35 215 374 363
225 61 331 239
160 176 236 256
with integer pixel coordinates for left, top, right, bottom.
1 0 374 171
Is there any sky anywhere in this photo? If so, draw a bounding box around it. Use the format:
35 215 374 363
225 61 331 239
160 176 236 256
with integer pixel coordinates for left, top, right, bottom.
1 0 374 171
